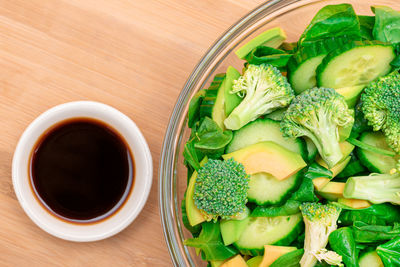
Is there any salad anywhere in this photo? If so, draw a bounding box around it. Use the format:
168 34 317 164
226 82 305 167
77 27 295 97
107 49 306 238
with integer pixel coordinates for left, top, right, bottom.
181 4 400 267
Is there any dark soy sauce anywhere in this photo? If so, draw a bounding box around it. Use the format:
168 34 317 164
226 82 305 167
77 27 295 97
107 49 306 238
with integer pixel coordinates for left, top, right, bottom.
30 118 134 223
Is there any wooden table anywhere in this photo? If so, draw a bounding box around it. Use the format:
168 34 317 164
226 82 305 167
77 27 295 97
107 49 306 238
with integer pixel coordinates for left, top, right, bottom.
0 0 264 265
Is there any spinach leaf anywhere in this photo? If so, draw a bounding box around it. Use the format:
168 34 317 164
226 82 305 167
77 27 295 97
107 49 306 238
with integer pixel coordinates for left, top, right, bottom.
183 138 202 171
194 117 233 158
184 221 238 261
245 46 292 68
372 6 400 44
339 203 400 226
329 227 359 267
304 162 333 180
377 236 400 266
299 4 361 46
251 173 317 217
353 221 400 243
270 249 304 267
358 15 375 40
188 89 206 128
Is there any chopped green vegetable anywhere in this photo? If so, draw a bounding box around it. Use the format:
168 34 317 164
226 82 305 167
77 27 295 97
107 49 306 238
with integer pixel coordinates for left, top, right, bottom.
376 235 400 266
300 203 342 267
339 203 400 226
224 64 294 130
244 46 292 68
194 158 249 220
344 173 400 205
281 87 354 168
298 3 361 46
361 70 400 153
235 27 287 59
184 221 238 261
372 5 400 43
270 248 304 267
353 221 400 243
329 227 358 267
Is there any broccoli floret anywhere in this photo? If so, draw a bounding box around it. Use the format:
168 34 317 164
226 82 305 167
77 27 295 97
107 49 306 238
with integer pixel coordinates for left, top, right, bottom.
281 87 354 168
224 64 294 130
300 203 343 267
361 70 400 153
194 158 249 221
343 173 400 205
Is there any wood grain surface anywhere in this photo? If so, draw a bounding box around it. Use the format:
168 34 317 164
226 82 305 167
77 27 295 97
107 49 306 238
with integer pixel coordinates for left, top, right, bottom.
0 0 264 266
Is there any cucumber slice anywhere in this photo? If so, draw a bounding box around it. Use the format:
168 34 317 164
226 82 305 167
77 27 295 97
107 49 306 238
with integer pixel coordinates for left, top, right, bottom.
199 73 226 128
225 118 307 159
288 38 349 94
335 85 365 108
359 251 384 267
235 27 287 59
234 213 303 255
357 132 397 173
317 41 395 88
247 171 302 205
288 54 326 94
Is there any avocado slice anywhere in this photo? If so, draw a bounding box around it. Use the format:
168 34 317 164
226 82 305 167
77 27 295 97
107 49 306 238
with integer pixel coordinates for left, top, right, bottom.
222 141 306 180
246 256 263 267
185 170 205 226
260 245 297 267
235 27 287 59
224 66 242 116
336 85 365 108
185 158 208 226
221 255 247 267
317 181 346 201
313 156 351 190
338 198 371 209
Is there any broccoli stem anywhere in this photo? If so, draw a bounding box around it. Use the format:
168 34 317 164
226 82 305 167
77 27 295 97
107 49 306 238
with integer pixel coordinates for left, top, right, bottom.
308 112 343 168
344 174 400 204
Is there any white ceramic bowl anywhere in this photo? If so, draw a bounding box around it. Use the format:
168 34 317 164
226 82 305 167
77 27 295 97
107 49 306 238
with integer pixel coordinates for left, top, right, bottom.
12 101 153 242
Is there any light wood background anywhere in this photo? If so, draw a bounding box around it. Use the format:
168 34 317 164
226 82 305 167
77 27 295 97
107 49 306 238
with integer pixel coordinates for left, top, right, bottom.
0 0 264 266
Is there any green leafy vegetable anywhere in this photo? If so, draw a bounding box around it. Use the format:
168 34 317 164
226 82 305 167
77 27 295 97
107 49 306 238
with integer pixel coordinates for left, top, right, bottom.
188 89 206 128
376 236 400 266
372 6 400 43
245 46 292 68
299 4 361 46
339 203 400 226
353 221 400 243
329 227 359 267
304 162 333 180
184 221 238 261
358 15 375 40
270 248 304 267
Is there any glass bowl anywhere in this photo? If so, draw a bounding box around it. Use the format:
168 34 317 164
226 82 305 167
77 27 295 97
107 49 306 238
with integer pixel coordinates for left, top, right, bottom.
159 0 399 266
